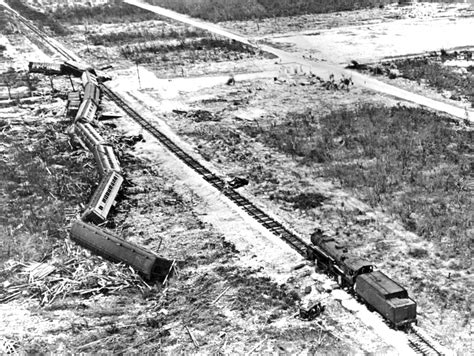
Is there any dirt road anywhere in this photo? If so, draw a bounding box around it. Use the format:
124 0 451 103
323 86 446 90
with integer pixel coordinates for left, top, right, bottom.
124 0 473 123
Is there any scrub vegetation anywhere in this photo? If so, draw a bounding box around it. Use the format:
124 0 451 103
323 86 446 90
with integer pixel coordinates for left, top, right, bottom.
242 104 473 264
145 0 462 22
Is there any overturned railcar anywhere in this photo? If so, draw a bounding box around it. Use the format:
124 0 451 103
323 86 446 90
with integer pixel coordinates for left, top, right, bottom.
28 61 62 75
74 99 98 124
74 121 106 152
81 170 123 224
61 61 94 77
70 221 173 280
93 144 121 177
81 70 99 87
83 82 100 105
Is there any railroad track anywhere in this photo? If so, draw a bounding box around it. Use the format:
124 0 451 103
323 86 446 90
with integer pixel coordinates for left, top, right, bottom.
408 327 445 356
103 76 449 356
101 85 311 257
5 7 448 355
7 7 77 62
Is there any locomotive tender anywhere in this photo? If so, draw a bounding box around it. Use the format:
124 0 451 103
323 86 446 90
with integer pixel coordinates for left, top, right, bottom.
356 271 417 327
308 230 416 327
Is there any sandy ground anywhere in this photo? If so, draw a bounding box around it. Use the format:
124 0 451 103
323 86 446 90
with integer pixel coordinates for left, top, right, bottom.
269 17 474 64
0 33 50 71
225 2 474 37
126 0 474 122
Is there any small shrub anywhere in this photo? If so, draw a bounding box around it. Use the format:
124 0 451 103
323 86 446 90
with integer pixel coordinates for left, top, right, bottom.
87 28 204 46
119 37 255 64
408 247 429 258
271 191 327 210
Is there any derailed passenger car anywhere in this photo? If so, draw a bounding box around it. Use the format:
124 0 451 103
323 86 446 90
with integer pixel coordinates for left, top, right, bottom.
74 122 106 151
81 70 99 87
70 221 173 280
74 99 98 124
28 61 62 75
355 271 417 327
93 144 121 177
83 82 101 105
81 170 123 224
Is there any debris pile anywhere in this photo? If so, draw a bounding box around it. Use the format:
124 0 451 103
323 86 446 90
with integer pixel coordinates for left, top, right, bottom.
0 241 152 306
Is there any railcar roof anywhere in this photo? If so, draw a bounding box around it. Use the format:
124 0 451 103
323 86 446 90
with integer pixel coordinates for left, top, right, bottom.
344 258 373 272
358 270 406 298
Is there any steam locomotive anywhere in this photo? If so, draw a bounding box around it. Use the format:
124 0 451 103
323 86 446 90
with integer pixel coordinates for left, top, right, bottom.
308 230 417 327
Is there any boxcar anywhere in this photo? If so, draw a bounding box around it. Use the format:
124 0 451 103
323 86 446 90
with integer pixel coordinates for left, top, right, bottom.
74 99 98 123
355 271 417 327
70 221 173 280
81 170 123 224
74 122 106 152
93 144 121 177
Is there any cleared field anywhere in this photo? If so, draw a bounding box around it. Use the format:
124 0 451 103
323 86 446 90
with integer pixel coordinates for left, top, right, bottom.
144 0 462 22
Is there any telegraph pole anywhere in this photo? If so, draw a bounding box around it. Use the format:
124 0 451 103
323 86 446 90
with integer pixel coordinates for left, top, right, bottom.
136 62 142 89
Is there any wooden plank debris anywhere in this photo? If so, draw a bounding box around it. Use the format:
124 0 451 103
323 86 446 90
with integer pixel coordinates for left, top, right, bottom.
211 286 230 305
23 262 56 281
246 337 267 355
184 325 200 348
